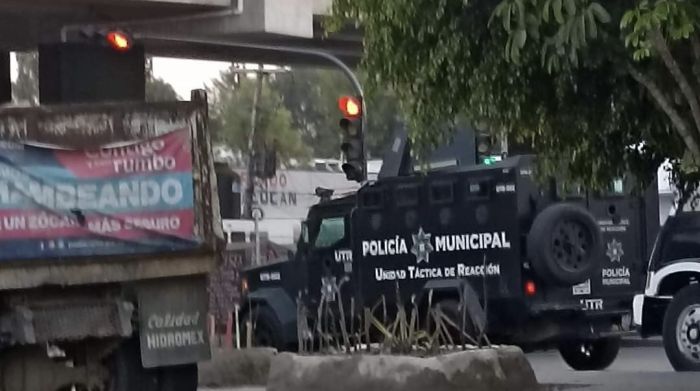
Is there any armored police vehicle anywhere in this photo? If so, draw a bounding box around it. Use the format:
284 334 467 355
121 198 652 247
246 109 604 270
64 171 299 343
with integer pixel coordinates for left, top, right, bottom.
242 151 658 370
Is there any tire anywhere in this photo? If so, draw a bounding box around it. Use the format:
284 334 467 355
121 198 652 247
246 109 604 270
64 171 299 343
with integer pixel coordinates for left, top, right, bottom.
108 339 198 391
244 306 285 350
107 339 159 391
662 284 700 371
159 364 198 391
527 203 602 286
558 337 620 371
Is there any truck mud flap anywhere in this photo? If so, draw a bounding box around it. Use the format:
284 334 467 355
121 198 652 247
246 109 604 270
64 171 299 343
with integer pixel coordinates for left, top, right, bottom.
137 276 210 368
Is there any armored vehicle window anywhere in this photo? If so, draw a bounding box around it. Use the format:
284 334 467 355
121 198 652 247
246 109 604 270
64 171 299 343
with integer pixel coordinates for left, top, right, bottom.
430 181 454 205
313 217 346 249
660 228 700 265
396 184 420 207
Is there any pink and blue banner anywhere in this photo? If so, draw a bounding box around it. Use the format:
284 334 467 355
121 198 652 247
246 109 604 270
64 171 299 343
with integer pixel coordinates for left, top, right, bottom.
0 128 200 260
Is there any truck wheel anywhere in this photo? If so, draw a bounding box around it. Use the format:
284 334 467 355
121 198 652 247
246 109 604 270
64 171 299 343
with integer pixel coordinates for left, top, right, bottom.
159 365 198 391
527 203 602 286
558 337 620 370
245 306 285 350
107 339 159 391
108 340 198 391
662 284 700 371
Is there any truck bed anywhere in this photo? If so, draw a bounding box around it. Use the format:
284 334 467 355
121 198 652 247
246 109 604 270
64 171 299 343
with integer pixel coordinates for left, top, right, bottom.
0 98 222 290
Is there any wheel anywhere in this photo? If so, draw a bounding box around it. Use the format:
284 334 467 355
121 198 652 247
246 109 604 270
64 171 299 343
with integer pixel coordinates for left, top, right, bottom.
433 299 476 344
158 364 198 391
558 337 620 371
108 339 198 391
107 339 159 391
527 203 602 286
244 306 285 350
662 284 700 371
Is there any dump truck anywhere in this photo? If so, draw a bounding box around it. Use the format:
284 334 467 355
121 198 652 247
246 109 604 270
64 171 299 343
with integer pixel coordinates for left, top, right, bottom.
0 91 222 390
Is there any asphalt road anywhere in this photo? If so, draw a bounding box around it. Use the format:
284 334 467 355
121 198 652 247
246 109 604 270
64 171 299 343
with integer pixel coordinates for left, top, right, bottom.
530 344 699 391
200 343 700 391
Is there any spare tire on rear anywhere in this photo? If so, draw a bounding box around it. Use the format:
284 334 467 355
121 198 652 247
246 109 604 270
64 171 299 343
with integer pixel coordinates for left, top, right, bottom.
527 203 602 286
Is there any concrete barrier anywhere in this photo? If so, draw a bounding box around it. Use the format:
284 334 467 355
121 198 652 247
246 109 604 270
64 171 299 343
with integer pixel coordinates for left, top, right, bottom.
267 346 538 391
198 348 276 387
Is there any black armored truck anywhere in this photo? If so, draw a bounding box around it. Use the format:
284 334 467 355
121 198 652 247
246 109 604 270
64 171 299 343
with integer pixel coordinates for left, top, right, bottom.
242 151 658 370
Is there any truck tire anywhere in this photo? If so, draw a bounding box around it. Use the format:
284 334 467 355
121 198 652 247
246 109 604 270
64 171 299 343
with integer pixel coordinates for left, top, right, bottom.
558 337 620 371
527 203 602 286
662 284 700 371
108 339 198 391
159 365 198 391
244 305 285 350
108 339 159 391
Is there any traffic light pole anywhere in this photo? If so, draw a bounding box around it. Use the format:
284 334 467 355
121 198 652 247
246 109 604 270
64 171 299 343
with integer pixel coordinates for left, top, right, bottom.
135 34 369 178
244 64 264 220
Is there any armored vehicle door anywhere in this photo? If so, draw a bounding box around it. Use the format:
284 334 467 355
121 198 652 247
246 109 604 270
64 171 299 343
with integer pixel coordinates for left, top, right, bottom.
303 200 356 314
585 178 656 299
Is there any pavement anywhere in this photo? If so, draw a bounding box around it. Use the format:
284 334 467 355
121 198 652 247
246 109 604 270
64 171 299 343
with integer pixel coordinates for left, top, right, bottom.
199 341 700 391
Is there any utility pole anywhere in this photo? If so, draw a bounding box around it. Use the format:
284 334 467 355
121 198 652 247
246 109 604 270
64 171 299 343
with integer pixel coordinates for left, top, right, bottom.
244 64 264 220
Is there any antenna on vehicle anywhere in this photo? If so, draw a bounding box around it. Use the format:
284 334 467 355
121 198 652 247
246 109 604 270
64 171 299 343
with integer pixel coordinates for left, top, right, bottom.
378 124 413 179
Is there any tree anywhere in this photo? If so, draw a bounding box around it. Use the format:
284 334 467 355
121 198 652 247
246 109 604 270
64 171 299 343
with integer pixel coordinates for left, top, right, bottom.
329 0 700 197
13 52 39 105
145 57 180 102
270 68 404 159
208 66 311 164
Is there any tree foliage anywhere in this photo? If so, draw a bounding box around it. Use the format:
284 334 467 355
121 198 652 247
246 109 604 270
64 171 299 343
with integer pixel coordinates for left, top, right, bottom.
208 66 311 164
330 0 700 196
145 58 180 102
270 68 403 159
13 52 39 105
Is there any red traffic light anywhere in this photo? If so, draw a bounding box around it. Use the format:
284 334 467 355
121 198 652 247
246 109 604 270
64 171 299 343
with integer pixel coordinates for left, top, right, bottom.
105 30 132 52
338 96 362 118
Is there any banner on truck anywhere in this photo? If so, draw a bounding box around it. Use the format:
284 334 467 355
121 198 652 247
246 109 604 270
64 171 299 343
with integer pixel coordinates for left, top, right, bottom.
0 128 200 260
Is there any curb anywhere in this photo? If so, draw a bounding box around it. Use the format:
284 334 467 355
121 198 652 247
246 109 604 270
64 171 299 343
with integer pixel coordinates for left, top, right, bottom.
198 348 276 388
267 346 539 391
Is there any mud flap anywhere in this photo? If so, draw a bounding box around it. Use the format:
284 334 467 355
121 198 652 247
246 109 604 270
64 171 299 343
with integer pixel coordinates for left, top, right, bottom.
137 276 211 368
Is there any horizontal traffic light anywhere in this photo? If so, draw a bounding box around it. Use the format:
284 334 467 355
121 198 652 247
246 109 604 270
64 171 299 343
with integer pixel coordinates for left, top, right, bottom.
105 30 133 52
72 27 135 52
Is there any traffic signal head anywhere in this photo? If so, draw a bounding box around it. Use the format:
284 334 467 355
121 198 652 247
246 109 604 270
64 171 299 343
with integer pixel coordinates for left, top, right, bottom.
338 96 362 118
105 30 133 52
75 27 134 52
475 131 500 165
338 95 365 182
